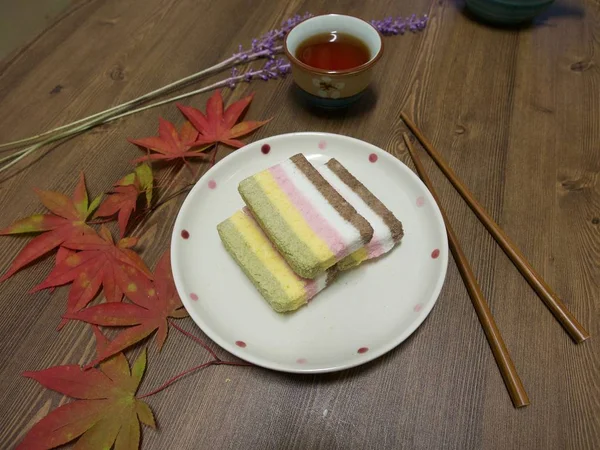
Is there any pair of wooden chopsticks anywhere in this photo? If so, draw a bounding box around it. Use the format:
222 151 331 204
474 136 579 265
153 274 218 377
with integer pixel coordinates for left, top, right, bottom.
400 113 590 408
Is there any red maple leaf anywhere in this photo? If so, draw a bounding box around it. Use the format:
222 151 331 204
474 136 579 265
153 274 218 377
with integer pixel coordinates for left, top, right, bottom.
0 173 100 282
31 226 153 328
67 250 188 367
18 327 155 450
95 185 138 236
94 163 154 237
177 90 270 148
128 118 210 168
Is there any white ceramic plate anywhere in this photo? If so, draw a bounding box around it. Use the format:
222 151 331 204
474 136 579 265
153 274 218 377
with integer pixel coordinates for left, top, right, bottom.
171 132 448 373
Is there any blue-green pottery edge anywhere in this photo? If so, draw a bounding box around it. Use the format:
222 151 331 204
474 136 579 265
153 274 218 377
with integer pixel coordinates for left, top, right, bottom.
466 0 554 24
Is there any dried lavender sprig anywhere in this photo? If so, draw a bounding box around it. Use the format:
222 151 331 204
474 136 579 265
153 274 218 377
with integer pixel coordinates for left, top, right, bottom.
0 59 292 173
0 13 311 153
371 14 429 36
104 60 291 121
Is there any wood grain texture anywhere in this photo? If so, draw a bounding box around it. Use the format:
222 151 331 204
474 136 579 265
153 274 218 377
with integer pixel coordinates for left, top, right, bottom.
0 0 598 449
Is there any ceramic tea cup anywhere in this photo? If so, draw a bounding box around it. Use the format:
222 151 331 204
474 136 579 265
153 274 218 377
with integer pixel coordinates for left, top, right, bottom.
284 14 383 109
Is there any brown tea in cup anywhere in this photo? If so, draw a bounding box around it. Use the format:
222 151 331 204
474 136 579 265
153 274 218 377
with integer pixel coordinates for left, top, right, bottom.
296 32 370 71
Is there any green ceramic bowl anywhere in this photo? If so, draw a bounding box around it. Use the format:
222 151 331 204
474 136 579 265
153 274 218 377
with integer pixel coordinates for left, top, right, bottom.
466 0 554 25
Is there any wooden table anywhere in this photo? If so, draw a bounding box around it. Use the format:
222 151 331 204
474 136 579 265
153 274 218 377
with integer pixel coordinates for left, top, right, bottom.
1 0 598 448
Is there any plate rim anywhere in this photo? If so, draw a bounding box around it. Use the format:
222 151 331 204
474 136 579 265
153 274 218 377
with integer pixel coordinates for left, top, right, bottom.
171 131 448 374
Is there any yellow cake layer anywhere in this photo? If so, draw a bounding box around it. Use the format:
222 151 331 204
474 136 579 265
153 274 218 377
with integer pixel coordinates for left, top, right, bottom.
338 246 369 270
229 211 307 303
253 170 334 266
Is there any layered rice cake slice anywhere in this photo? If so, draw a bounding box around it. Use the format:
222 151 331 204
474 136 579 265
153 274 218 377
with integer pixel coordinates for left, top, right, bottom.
238 154 373 279
217 208 336 313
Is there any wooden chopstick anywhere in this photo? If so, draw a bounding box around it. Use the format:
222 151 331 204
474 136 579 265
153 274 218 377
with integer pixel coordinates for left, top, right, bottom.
401 113 590 344
402 133 530 408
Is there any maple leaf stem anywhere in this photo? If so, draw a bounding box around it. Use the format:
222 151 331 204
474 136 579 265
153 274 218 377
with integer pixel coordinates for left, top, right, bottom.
144 185 193 214
137 359 252 399
137 361 216 398
136 155 209 222
210 145 219 167
169 320 220 361
87 218 114 225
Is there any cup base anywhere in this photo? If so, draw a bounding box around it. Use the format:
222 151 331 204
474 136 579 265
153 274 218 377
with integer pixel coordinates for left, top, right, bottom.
295 87 364 110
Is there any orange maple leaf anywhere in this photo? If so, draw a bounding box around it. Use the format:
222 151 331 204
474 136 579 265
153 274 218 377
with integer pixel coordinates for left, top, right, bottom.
67 250 188 368
177 90 270 148
31 226 153 328
94 163 154 237
0 173 100 282
18 327 155 449
128 119 209 168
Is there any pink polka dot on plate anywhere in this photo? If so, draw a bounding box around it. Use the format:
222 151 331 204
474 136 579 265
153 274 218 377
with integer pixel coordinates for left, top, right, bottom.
190 293 198 301
235 340 246 348
431 249 440 259
181 230 190 239
208 179 217 189
357 347 369 354
414 304 423 312
368 153 378 163
416 196 425 207
296 358 307 364
318 140 327 150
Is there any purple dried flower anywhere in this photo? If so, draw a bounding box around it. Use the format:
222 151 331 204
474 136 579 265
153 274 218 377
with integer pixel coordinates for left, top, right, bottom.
265 58 291 78
232 58 291 87
371 14 428 36
234 12 313 62
276 59 291 75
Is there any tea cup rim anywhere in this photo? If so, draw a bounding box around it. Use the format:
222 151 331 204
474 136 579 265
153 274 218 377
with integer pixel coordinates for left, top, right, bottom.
283 13 384 76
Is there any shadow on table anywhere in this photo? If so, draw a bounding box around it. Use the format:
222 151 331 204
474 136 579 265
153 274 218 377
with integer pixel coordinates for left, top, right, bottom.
287 85 378 120
272 320 426 386
534 1 585 22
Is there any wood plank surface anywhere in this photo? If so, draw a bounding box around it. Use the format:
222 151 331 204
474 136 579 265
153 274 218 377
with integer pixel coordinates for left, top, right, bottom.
0 0 598 448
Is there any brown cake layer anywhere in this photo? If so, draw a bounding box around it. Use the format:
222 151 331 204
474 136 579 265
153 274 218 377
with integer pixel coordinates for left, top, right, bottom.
326 158 404 243
290 154 374 245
